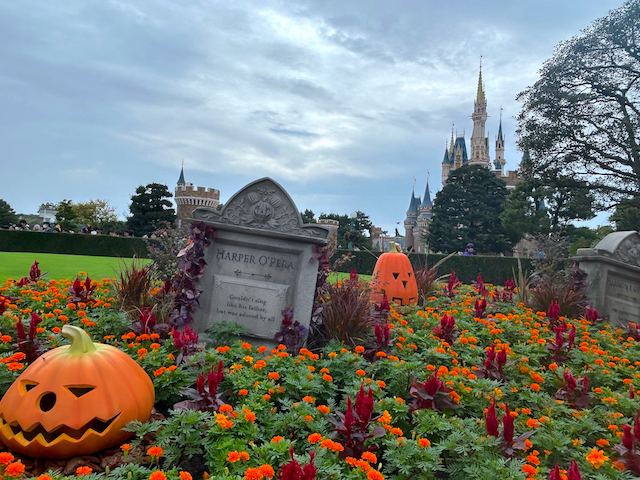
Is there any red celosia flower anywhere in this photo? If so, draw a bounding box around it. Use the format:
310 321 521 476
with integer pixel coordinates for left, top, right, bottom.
567 460 582 480
548 465 561 480
485 399 499 437
502 404 514 444
547 299 560 322
623 424 634 449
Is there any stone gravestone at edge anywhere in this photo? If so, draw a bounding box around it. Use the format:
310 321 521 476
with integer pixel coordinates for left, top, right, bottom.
574 231 640 325
189 178 328 343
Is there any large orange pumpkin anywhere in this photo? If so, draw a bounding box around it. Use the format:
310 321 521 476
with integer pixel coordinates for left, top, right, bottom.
370 243 418 306
0 325 154 458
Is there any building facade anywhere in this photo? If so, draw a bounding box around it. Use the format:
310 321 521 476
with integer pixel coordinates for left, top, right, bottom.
405 65 519 252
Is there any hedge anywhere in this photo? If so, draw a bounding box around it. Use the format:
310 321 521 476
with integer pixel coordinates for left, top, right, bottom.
330 249 534 285
0 230 149 258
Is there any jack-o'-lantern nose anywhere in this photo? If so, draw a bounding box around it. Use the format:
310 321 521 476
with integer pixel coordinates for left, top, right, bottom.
39 392 57 412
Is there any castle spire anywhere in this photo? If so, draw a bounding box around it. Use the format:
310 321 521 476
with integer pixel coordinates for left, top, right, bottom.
470 58 490 167
494 106 506 172
177 161 186 186
421 173 432 208
497 106 504 142
476 57 486 105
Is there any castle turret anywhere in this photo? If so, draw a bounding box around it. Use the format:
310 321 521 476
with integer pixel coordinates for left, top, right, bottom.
174 166 220 228
470 63 490 167
404 188 420 251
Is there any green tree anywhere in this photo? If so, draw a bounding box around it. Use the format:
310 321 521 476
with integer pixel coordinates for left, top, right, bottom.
610 196 640 230
319 211 373 250
517 0 640 206
428 165 512 254
501 182 550 242
300 209 316 224
73 199 118 228
127 183 175 237
0 199 18 228
55 199 78 231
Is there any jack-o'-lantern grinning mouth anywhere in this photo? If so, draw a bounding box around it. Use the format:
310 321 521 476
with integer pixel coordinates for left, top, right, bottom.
0 413 120 444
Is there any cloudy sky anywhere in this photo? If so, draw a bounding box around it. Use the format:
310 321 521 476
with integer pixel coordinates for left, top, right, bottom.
1 0 622 232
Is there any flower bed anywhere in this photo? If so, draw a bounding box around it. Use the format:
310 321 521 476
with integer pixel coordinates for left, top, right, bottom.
0 274 639 479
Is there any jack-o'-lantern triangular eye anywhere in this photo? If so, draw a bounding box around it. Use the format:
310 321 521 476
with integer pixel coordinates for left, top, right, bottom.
66 386 95 397
392 273 400 279
21 381 38 394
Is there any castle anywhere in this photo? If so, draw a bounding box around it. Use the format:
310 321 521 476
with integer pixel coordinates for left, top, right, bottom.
174 165 220 228
404 65 519 253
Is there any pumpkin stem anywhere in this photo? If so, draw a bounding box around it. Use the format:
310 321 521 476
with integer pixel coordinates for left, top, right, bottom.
388 242 403 253
61 325 97 354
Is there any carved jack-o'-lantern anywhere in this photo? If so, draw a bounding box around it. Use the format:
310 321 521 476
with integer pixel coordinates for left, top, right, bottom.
0 325 154 458
370 243 418 306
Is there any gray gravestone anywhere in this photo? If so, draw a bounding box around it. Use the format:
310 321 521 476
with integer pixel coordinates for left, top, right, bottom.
574 231 640 325
190 178 328 342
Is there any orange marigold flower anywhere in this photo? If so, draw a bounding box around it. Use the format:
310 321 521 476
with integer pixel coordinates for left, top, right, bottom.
0 452 15 465
7 362 24 371
530 383 541 392
521 464 537 475
317 405 330 414
586 448 609 469
5 461 25 477
147 446 164 458
418 438 431 448
308 433 323 444
596 438 610 447
271 436 284 443
244 468 264 480
356 369 366 377
148 471 167 480
258 464 275 478
228 451 241 463
320 439 344 452
179 472 193 480
219 403 234 413
322 373 333 382
36 475 53 480
302 395 315 403
239 451 250 461
239 389 249 396
361 451 377 463
367 470 384 480
355 345 365 354
121 443 132 452
75 466 93 477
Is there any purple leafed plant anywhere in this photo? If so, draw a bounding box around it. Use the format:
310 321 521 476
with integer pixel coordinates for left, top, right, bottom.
170 222 215 327
478 345 508 381
548 321 576 363
275 307 308 354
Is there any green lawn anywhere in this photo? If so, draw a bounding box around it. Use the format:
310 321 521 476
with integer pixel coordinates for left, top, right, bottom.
327 271 371 283
0 252 151 282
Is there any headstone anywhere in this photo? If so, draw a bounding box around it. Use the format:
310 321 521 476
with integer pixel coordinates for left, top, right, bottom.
574 231 640 325
190 178 328 343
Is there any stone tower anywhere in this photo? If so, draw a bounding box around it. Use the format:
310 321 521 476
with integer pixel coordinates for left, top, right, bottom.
469 64 490 167
174 165 220 228
413 177 433 253
403 189 420 251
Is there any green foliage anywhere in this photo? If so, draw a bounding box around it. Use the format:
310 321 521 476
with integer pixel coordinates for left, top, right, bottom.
319 211 373 250
428 165 513 254
0 199 18 228
610 196 640 231
0 229 148 257
300 209 316 224
501 181 549 242
71 199 118 228
517 0 640 205
128 183 176 237
55 199 78 231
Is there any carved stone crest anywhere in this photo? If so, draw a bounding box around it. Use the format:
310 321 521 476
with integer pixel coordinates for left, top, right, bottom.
615 234 640 267
192 178 328 241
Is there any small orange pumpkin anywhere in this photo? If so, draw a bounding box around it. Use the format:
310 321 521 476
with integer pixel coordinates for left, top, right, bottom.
370 243 418 306
0 325 154 458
